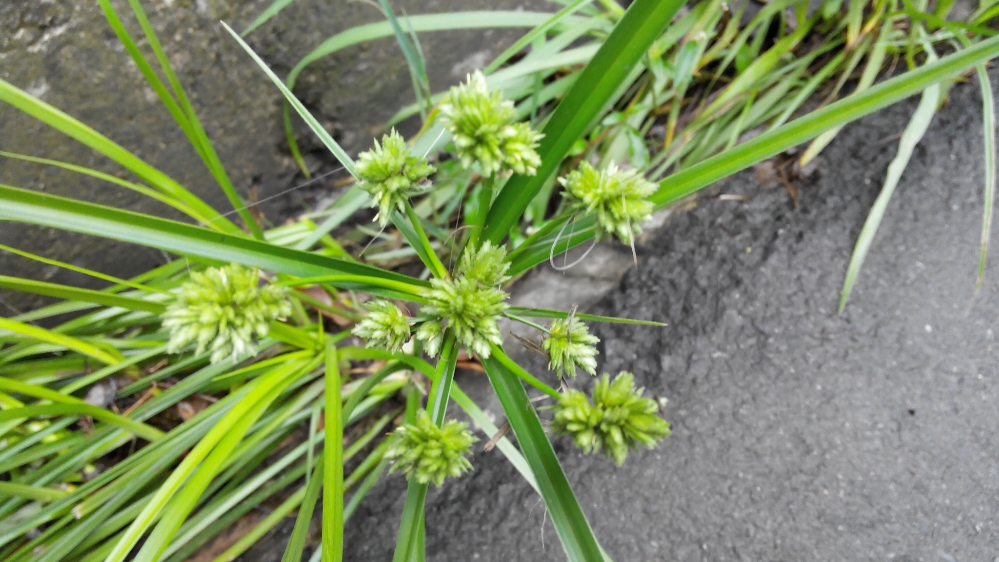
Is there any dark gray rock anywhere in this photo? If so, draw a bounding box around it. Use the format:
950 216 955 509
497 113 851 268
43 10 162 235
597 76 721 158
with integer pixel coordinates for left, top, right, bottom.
0 0 545 312
333 71 999 560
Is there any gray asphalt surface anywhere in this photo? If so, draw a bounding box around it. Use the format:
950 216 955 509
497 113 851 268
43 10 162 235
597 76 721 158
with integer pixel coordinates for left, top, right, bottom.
334 72 999 561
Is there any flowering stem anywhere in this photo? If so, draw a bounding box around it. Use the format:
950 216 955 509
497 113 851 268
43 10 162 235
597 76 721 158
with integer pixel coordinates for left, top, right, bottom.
428 330 459 424
403 200 448 279
491 345 560 400
465 174 495 250
391 331 458 562
504 312 550 334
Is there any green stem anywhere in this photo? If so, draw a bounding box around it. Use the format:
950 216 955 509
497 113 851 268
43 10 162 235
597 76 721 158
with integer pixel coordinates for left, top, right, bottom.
404 200 448 278
391 331 459 562
323 343 344 562
465 175 495 249
491 347 560 399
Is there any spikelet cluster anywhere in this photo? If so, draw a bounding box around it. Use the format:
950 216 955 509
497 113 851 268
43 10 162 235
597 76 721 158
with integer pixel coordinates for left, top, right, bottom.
551 372 670 466
352 299 411 352
355 129 436 225
543 317 599 379
559 162 656 245
416 242 511 359
162 264 291 363
386 410 477 487
440 71 542 176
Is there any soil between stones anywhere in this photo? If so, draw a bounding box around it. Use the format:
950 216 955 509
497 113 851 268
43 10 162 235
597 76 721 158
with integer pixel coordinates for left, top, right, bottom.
243 74 999 561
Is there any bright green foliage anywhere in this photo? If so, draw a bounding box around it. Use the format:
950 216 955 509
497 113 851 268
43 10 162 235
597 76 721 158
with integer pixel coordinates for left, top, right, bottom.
440 71 542 176
417 242 510 358
355 129 436 225
352 299 411 352
162 264 292 363
559 162 655 245
386 410 477 486
542 317 599 379
551 371 670 466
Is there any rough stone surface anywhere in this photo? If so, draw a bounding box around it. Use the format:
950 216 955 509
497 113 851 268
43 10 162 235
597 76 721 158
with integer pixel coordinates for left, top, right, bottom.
327 71 999 560
0 0 544 312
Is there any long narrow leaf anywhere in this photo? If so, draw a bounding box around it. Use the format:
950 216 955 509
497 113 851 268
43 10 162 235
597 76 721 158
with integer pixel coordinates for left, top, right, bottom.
0 405 164 442
652 36 999 211
243 0 298 36
0 318 121 366
978 64 996 288
483 0 686 243
323 343 344 562
0 276 164 314
0 185 426 292
101 0 264 239
220 22 357 178
838 82 942 311
482 348 603 562
0 79 238 234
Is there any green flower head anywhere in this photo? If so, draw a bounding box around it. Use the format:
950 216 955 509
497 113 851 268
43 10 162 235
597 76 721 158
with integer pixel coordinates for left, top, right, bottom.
551 371 670 466
162 264 292 363
417 242 510 359
355 129 436 225
440 71 542 176
352 299 411 352
454 239 511 287
386 410 478 487
542 317 599 379
559 162 656 245
414 319 445 357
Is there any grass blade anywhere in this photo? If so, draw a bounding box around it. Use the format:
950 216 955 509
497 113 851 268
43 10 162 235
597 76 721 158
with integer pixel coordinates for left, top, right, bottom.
282 11 578 172
0 404 164 442
838 82 942 312
508 307 666 326
392 332 458 562
0 482 67 503
0 276 164 314
800 17 892 166
0 79 238 234
220 22 357 178
0 318 121 366
323 343 344 562
977 64 996 289
483 0 595 74
243 0 298 36
449 384 539 493
482 347 603 561
652 33 999 207
483 0 687 244
106 358 316 562
0 151 205 222
101 0 264 239
0 184 426 292
378 0 432 117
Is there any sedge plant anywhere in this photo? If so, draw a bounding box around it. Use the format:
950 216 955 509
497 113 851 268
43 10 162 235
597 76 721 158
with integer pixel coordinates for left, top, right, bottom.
0 1 998 561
